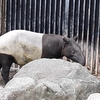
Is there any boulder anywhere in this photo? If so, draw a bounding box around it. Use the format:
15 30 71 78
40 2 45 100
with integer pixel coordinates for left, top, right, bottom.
87 93 100 100
0 86 3 89
0 58 100 100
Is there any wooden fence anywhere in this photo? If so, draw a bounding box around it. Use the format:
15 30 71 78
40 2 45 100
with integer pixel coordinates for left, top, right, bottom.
0 0 100 75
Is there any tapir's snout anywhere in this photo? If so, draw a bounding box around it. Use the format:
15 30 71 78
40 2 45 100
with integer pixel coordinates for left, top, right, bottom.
77 53 85 66
80 55 85 66
70 53 86 66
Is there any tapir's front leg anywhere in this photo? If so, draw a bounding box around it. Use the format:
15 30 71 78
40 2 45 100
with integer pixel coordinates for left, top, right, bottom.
1 65 11 84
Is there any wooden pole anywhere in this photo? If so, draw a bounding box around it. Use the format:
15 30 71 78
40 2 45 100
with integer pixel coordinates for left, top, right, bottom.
1 0 5 35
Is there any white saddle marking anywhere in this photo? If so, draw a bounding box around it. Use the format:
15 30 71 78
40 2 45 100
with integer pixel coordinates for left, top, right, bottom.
0 30 43 65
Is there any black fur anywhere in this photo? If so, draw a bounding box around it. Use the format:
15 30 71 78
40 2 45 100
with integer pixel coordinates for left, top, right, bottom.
0 54 16 84
42 34 63 58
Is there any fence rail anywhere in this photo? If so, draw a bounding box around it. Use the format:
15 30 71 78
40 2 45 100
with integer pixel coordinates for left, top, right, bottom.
0 0 100 75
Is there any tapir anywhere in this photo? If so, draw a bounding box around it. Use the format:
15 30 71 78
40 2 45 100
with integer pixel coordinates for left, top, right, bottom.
0 30 85 83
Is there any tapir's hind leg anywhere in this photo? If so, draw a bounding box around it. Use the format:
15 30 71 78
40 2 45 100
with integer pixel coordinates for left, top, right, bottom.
1 64 11 84
0 54 15 84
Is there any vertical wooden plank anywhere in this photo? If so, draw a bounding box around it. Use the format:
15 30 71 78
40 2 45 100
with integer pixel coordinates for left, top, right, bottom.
59 0 62 34
61 0 66 35
4 0 7 33
29 0 32 31
33 0 36 32
55 0 59 34
21 0 26 29
78 0 84 41
84 0 89 42
41 0 44 33
53 0 57 34
68 0 74 37
26 0 31 30
84 0 90 67
11 0 16 30
73 0 79 37
57 0 62 35
79 0 85 52
64 0 70 36
30 0 36 31
0 0 1 34
76 0 80 42
30 0 33 31
45 0 48 33
94 0 99 48
51 0 57 34
1 0 5 34
6 0 12 32
43 0 47 33
48 0 52 34
51 0 54 34
89 0 95 44
42 0 47 33
21 0 24 29
36 0 40 32
94 0 99 75
45 0 52 34
89 0 96 73
41 0 47 33
38 0 42 32
16 0 21 29
24 0 27 29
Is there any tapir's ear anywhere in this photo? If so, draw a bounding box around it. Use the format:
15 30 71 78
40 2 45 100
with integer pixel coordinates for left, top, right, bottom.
62 36 70 43
74 35 78 41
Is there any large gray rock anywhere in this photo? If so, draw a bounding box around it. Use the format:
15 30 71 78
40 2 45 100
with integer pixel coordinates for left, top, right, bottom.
0 59 100 100
87 93 100 100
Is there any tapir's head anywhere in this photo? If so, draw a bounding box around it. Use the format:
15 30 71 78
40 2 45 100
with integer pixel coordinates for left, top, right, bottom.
62 35 85 66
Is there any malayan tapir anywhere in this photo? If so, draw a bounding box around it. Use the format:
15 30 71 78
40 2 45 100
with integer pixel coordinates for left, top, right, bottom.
0 30 85 84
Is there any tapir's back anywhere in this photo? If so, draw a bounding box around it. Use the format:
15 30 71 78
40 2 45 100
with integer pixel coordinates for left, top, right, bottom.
0 30 43 65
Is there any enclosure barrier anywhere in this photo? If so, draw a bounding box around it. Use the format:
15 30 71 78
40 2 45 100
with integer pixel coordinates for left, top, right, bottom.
0 0 100 75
